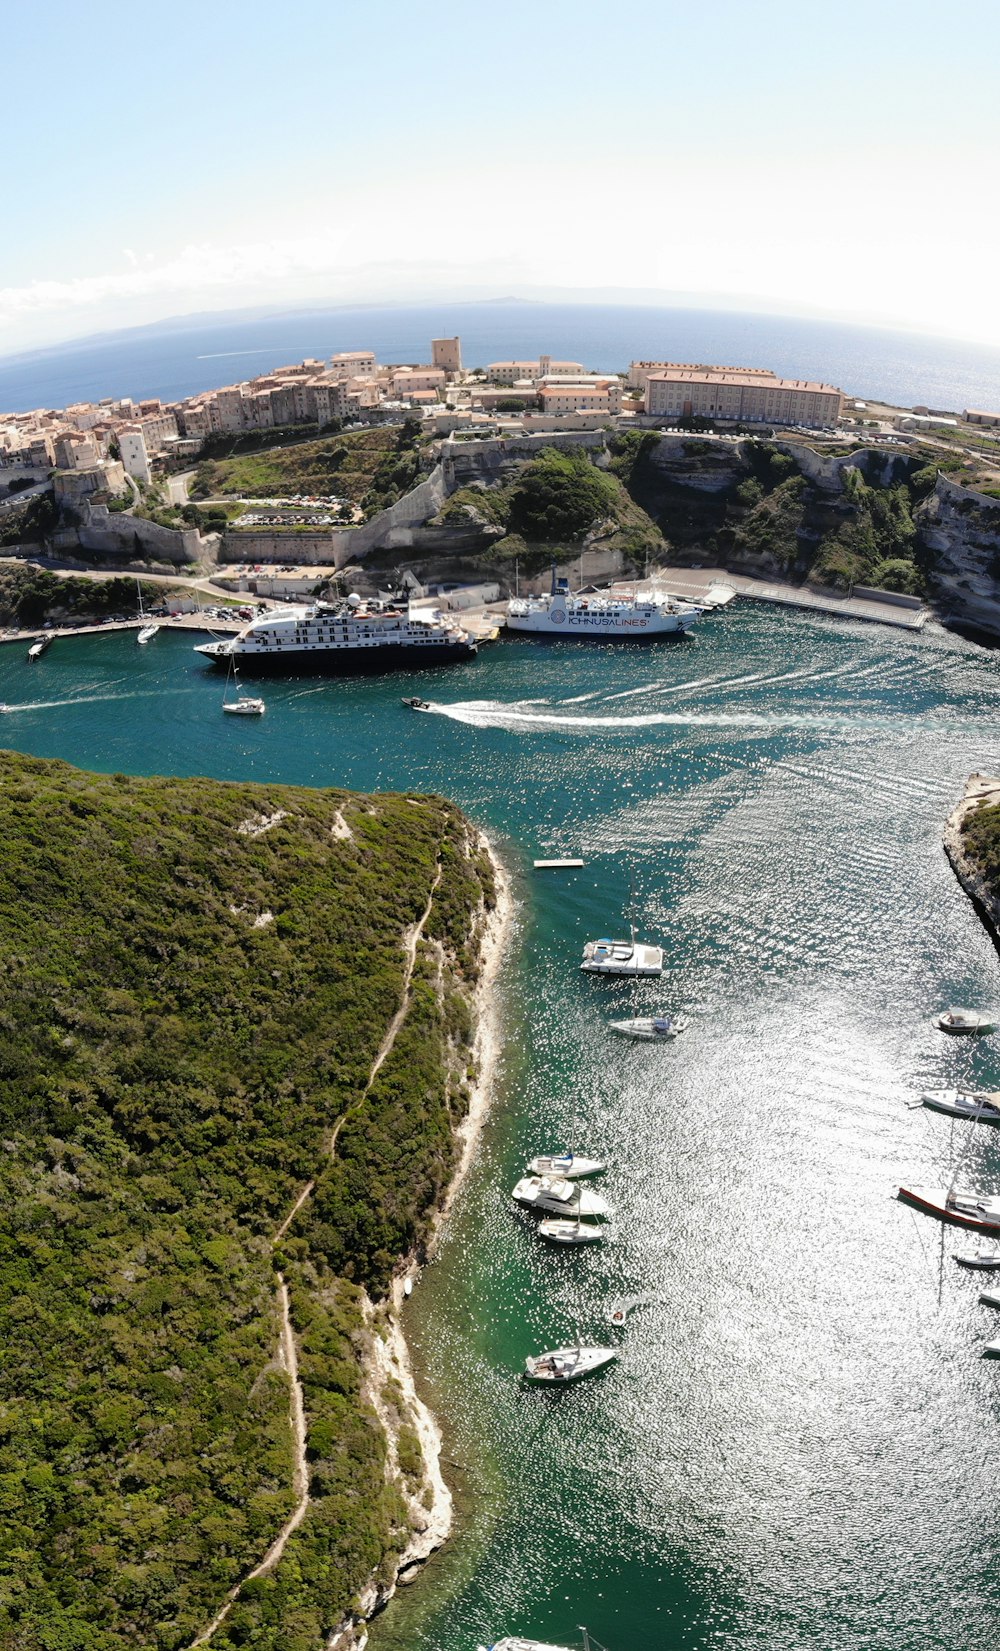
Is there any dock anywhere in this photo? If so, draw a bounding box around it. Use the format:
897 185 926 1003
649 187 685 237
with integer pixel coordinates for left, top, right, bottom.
638 567 929 631
534 858 585 869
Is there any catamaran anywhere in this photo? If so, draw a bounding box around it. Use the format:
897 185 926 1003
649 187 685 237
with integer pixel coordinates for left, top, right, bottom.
581 932 664 977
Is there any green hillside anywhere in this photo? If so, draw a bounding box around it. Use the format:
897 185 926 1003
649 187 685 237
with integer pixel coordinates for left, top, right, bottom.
0 753 494 1650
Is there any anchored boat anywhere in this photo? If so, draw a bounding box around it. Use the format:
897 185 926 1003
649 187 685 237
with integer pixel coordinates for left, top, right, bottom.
610 1013 686 1039
582 932 664 977
507 575 700 639
937 1008 996 1034
920 1089 1000 1125
526 1151 605 1179
897 1184 1000 1233
512 1176 610 1219
523 1345 618 1383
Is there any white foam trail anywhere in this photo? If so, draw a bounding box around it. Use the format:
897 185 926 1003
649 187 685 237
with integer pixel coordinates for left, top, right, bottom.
558 690 602 704
3 691 162 714
426 700 958 737
602 682 664 702
196 349 273 359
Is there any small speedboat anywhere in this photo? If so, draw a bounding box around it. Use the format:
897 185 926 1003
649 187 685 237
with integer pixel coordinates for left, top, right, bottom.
537 1217 604 1245
136 622 160 645
524 1346 618 1384
27 635 52 661
402 696 431 711
526 1152 605 1179
223 696 266 716
920 1089 1000 1125
954 1245 1000 1270
582 933 663 977
610 1013 686 1040
979 1288 1000 1309
938 1009 995 1034
512 1176 610 1219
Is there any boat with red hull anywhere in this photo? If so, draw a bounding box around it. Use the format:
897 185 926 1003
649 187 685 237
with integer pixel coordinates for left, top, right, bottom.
897 1184 1000 1233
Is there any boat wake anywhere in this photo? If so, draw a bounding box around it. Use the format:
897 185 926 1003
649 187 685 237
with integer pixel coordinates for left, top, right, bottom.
2 690 161 714
423 700 938 737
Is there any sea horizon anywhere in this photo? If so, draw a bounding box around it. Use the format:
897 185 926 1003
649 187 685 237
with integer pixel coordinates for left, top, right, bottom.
1 298 998 419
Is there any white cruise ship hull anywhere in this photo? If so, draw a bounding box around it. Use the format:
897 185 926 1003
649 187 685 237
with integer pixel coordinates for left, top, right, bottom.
196 637 475 676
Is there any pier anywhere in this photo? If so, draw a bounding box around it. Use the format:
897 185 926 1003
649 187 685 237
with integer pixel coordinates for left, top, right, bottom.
639 566 929 631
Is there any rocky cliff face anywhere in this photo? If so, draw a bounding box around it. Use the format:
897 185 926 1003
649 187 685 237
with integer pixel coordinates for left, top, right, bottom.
917 477 1000 638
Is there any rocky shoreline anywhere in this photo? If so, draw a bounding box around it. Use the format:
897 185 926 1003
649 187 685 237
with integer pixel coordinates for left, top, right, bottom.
943 773 1000 949
328 832 513 1651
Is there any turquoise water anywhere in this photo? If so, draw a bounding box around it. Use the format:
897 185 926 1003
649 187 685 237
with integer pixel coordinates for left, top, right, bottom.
4 612 1000 1649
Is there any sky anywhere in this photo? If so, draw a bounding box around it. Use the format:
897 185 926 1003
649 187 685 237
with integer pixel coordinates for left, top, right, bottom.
3 0 999 356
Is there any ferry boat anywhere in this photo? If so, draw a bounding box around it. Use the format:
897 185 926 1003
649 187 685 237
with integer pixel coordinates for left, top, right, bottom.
506 577 701 638
194 594 477 676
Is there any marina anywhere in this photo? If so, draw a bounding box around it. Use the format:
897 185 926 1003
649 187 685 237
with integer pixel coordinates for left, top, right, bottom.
2 598 1000 1651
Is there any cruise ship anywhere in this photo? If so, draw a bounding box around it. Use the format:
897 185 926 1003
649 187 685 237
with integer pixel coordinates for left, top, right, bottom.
506 577 701 638
194 595 477 675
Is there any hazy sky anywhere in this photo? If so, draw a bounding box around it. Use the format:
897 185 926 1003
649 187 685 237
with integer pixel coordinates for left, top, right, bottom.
3 0 999 354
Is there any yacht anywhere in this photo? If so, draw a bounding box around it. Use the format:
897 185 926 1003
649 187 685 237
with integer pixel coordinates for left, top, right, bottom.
897 1185 1000 1232
195 593 477 676
937 1008 995 1034
512 1176 610 1219
526 1152 605 1179
27 635 52 661
222 657 265 717
610 1013 686 1039
523 1346 618 1383
581 932 664 977
506 577 700 638
979 1288 1000 1309
135 581 159 644
919 1090 1000 1125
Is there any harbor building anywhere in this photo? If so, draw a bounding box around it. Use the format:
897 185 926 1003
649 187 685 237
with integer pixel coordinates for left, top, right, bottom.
644 368 843 427
432 336 462 377
966 409 1000 427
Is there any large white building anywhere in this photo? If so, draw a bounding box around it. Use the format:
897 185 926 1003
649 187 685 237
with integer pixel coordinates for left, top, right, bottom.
644 368 843 427
117 424 152 484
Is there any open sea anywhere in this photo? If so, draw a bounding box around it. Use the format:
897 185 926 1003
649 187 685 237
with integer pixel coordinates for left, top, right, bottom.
3 608 1000 1650
1 300 999 416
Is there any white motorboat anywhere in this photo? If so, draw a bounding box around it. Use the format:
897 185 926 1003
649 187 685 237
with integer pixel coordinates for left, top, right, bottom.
137 622 160 645
537 1217 604 1245
982 1340 1000 1359
610 1013 686 1039
920 1089 1000 1125
523 1345 618 1383
979 1288 1000 1309
953 1245 1000 1270
526 1152 605 1179
27 635 52 662
512 1176 610 1219
581 931 664 977
937 1008 995 1034
897 1185 1000 1233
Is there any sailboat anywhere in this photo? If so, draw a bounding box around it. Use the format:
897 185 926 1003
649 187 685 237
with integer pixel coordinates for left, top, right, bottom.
222 655 265 717
538 1185 605 1245
486 1628 601 1651
135 581 160 645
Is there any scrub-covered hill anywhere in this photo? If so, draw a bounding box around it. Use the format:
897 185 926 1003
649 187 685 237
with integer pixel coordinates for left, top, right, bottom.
0 753 496 1651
